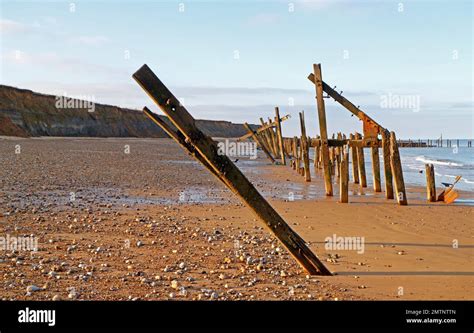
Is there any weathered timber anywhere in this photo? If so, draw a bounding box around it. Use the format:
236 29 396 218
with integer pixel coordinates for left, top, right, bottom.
307 73 385 135
258 118 274 156
350 133 359 184
299 111 311 182
243 123 275 163
268 117 279 156
389 131 408 205
312 138 380 148
237 114 290 142
340 148 349 203
133 64 331 275
356 133 367 188
292 136 298 170
371 145 382 192
381 130 394 199
143 107 228 187
425 163 436 202
312 64 333 196
274 107 286 165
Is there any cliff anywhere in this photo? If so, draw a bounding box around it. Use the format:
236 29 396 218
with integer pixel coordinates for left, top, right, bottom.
0 85 256 138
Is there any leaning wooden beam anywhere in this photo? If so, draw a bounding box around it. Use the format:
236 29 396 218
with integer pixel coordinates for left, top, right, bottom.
299 111 311 182
259 118 274 154
312 64 333 196
237 114 290 142
381 130 394 199
243 123 275 163
133 64 331 275
389 131 408 205
268 117 279 157
274 107 286 165
313 138 381 148
307 73 385 134
143 107 228 187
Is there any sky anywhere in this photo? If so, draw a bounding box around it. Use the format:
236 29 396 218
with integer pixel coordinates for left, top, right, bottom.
0 0 472 138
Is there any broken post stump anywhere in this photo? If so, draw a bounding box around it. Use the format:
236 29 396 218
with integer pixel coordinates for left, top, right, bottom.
133 64 331 275
299 111 311 182
425 163 436 202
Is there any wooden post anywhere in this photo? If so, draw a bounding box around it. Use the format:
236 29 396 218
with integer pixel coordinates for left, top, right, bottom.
425 163 436 202
350 133 359 184
313 64 333 196
143 107 227 187
133 64 331 275
335 133 342 178
381 130 394 199
274 107 286 165
259 118 274 156
292 136 298 170
314 144 320 171
313 136 320 169
243 123 275 163
340 148 349 203
299 111 311 182
356 133 367 188
268 118 279 157
389 131 408 205
371 145 382 192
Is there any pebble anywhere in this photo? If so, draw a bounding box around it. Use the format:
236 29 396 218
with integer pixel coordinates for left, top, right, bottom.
26 285 41 292
52 295 60 301
171 280 179 289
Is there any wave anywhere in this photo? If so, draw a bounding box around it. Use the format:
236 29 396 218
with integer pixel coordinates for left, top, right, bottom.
415 156 464 167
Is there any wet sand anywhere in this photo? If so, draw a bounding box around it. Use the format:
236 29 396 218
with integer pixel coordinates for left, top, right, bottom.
0 137 472 300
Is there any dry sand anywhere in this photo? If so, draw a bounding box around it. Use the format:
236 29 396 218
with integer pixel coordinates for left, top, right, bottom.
0 137 472 300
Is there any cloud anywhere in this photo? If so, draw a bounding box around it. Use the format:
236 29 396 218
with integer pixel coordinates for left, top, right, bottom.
2 50 128 78
245 13 282 26
297 0 334 11
0 19 29 34
173 86 312 98
73 35 110 46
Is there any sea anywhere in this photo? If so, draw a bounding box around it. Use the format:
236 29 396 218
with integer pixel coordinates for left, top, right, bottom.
313 139 473 192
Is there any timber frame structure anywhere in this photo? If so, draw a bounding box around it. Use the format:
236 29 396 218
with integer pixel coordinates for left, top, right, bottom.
132 62 409 276
133 64 331 276
240 63 408 206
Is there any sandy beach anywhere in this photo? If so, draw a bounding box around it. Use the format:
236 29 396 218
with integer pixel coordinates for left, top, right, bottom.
0 137 473 301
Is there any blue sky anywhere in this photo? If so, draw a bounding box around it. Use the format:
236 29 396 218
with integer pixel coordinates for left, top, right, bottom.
1 0 472 138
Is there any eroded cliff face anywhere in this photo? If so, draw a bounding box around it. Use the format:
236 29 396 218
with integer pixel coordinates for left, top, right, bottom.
0 85 255 138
